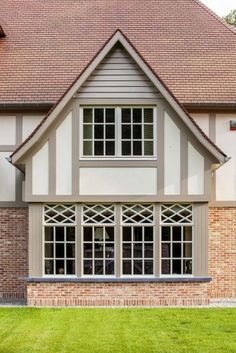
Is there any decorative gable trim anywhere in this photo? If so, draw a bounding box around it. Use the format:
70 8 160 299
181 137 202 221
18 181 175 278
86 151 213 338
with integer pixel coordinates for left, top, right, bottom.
11 30 227 164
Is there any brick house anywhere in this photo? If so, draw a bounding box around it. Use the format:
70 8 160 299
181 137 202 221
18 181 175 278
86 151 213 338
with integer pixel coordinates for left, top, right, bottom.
0 0 235 306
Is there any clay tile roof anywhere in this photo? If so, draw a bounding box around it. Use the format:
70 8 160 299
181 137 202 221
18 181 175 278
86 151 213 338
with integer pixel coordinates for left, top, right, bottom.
0 0 236 106
0 25 5 37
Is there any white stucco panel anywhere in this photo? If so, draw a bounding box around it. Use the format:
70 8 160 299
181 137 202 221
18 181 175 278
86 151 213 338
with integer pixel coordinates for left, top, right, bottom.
56 112 72 195
32 142 49 195
188 142 204 195
79 168 157 195
0 152 15 201
0 116 16 145
216 114 236 201
191 113 209 137
22 116 44 141
164 113 181 195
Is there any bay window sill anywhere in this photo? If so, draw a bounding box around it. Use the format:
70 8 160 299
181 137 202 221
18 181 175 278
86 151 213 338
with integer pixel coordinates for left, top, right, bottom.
26 277 212 283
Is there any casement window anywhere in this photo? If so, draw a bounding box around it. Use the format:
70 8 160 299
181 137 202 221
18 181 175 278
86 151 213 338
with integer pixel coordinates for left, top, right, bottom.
43 205 76 276
81 107 155 158
82 205 115 276
160 204 193 276
121 204 154 276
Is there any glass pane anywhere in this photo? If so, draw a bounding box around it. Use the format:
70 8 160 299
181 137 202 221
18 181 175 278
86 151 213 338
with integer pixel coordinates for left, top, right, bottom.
144 109 153 123
183 243 192 258
173 226 181 241
66 260 75 275
122 141 131 155
123 244 131 258
84 227 92 241
134 260 142 275
45 227 53 241
95 243 103 258
134 243 142 258
94 108 103 123
144 260 153 275
123 260 132 275
94 227 103 241
105 227 114 242
134 227 142 241
56 243 64 258
56 260 65 275
122 125 131 139
95 260 103 275
122 108 131 123
84 109 92 123
83 141 92 156
106 141 115 156
133 125 142 139
144 124 153 139
144 141 153 156
84 260 92 275
45 260 54 275
173 243 181 258
183 260 192 274
106 125 115 139
133 141 142 155
84 243 92 258
184 227 192 241
162 243 170 258
66 227 75 241
94 141 104 155
83 125 92 139
106 109 115 123
55 227 64 242
133 109 142 123
162 260 170 274
105 244 114 258
105 260 114 275
162 227 170 241
144 244 153 258
173 260 181 274
95 124 104 139
45 243 53 258
144 227 153 241
123 227 131 241
66 244 75 258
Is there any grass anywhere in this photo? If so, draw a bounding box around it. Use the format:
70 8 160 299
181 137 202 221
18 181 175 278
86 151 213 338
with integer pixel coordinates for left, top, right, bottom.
0 308 235 353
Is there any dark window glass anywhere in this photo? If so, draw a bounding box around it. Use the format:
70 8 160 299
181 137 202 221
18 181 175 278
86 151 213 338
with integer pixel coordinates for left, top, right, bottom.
66 228 75 242
56 244 64 258
123 244 131 258
67 260 75 275
84 260 92 275
134 243 142 258
105 260 114 275
162 243 170 258
94 109 103 123
173 226 181 241
106 141 115 156
134 260 142 275
45 243 53 258
122 125 131 139
122 109 131 123
172 260 181 274
123 227 132 241
122 141 131 155
133 109 142 123
133 125 142 139
95 260 103 275
84 109 92 123
55 227 64 242
162 227 170 241
94 125 104 139
106 125 115 139
84 243 93 258
106 109 115 123
56 260 65 275
45 227 53 241
94 141 104 155
162 260 170 275
173 243 181 258
144 227 153 241
45 260 54 275
84 227 92 241
144 260 153 275
123 260 132 275
133 141 142 155
66 244 75 258
134 227 142 241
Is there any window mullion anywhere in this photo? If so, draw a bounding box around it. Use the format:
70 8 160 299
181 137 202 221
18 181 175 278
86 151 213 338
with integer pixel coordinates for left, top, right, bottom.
117 107 121 157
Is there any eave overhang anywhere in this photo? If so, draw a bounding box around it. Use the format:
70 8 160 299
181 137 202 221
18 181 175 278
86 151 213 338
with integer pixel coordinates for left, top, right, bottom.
0 25 5 37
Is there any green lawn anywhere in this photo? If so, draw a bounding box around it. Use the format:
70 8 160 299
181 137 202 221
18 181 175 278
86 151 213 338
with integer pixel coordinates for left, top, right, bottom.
0 308 235 353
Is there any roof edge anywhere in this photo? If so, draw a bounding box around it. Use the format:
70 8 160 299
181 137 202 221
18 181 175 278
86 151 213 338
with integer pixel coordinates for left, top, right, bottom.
0 25 5 37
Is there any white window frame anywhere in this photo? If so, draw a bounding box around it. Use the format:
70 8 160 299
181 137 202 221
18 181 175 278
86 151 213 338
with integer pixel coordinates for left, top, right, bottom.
80 106 157 160
159 204 194 278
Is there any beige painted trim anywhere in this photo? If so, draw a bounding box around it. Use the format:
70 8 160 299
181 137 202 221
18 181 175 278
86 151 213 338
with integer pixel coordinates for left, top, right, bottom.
29 203 43 277
194 203 208 277
11 31 226 164
209 201 236 207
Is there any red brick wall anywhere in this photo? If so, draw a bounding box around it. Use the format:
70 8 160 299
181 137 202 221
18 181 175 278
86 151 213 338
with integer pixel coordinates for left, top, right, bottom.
0 208 28 299
209 207 236 299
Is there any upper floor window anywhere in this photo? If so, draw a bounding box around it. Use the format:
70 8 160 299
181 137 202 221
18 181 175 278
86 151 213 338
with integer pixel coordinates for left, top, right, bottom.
81 107 156 159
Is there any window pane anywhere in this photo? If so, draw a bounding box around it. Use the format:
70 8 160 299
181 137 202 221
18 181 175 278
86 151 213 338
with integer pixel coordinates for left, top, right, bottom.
56 260 65 275
134 260 142 275
84 243 92 258
83 141 92 156
83 125 92 139
144 109 153 123
66 244 75 258
106 141 115 156
55 227 64 241
94 227 103 241
66 227 75 242
144 125 153 139
84 109 92 123
94 109 103 123
95 260 103 275
45 260 54 275
183 227 192 241
84 260 92 275
122 141 131 155
45 227 53 241
95 125 104 139
105 260 114 275
123 260 132 275
106 109 115 123
84 227 92 241
123 244 131 258
133 125 142 139
144 244 153 258
106 125 115 139
66 260 75 275
122 109 131 123
133 141 142 155
95 243 103 258
105 227 114 242
45 243 54 258
144 141 153 156
172 260 181 274
134 243 142 258
123 227 132 241
133 109 142 123
144 227 153 241
105 244 114 258
162 243 170 258
122 125 131 139
94 141 104 155
162 260 170 274
134 227 142 241
183 243 192 258
183 260 192 274
172 243 181 258
144 260 153 275
173 226 181 241
162 227 170 241
56 243 64 258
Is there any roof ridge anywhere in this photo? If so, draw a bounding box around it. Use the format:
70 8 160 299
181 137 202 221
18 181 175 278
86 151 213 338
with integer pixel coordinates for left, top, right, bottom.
193 0 236 36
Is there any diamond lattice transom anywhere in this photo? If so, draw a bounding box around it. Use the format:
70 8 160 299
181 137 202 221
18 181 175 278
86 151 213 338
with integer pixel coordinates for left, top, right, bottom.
44 204 76 224
82 204 115 224
122 204 154 224
161 204 193 224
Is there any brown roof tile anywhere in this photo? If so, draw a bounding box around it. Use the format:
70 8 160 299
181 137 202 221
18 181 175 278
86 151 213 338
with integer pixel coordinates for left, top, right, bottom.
0 0 236 105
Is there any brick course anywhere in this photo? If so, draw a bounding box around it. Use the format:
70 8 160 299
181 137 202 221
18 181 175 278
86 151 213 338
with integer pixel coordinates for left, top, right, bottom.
0 208 28 299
